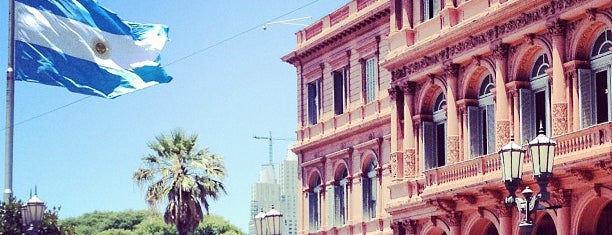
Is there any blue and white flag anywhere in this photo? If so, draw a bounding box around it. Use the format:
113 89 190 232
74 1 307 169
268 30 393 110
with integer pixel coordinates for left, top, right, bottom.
14 0 172 98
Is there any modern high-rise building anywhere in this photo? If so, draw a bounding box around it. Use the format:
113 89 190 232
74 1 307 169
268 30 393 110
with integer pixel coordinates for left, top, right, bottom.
249 163 280 235
283 0 611 234
280 149 299 235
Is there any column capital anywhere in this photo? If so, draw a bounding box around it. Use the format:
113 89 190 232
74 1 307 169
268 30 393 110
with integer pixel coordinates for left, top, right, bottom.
388 85 401 101
490 42 509 61
443 62 461 78
400 81 416 95
402 219 417 235
546 18 568 37
448 211 462 226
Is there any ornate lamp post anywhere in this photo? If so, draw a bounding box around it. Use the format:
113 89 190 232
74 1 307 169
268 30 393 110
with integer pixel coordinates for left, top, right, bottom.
254 205 283 235
21 193 45 235
265 206 283 235
499 128 557 235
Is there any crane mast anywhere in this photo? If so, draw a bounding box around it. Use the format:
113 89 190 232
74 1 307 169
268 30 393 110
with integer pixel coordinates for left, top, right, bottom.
253 131 293 164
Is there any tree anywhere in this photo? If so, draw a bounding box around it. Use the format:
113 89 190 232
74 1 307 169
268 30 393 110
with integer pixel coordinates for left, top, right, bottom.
133 129 227 235
0 197 74 235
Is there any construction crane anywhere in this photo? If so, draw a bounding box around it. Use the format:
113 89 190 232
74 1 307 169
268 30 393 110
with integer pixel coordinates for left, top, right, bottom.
253 131 294 164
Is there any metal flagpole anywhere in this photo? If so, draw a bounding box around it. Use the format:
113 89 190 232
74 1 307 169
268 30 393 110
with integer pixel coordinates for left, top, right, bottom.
5 0 16 202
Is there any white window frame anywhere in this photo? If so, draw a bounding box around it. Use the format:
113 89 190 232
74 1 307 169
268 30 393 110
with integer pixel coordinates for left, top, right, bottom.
307 79 322 125
363 57 378 104
468 74 495 158
362 158 377 220
333 68 349 115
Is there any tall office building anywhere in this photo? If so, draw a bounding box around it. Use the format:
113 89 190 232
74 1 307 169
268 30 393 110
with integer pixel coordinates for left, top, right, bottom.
279 149 298 235
249 163 280 235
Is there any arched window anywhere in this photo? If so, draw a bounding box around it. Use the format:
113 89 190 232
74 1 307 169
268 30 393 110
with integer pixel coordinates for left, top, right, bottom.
308 174 321 232
423 92 447 169
468 73 495 157
362 157 377 220
333 167 349 226
580 29 611 127
520 53 551 144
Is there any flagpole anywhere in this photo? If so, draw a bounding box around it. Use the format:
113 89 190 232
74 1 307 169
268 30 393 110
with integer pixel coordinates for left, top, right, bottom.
5 0 16 202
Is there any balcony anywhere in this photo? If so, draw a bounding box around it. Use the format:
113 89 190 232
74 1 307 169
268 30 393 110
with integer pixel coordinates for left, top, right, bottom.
389 122 612 201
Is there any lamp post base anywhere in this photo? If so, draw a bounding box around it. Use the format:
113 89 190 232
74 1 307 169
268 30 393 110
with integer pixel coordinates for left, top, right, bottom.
519 221 533 235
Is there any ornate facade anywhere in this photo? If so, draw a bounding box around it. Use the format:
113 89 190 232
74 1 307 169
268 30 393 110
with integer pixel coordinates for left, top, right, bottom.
283 0 611 234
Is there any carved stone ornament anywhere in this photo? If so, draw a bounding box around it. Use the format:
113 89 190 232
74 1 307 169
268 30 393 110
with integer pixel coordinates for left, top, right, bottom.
390 0 589 78
391 152 399 178
595 161 612 176
480 188 504 202
400 81 416 96
496 204 513 218
443 62 460 78
453 194 477 204
551 189 573 207
552 103 568 136
491 42 509 61
447 136 460 164
448 211 463 227
388 85 400 101
495 120 511 151
404 149 416 177
569 168 594 182
391 220 402 235
546 19 567 37
402 219 417 235
586 8 597 21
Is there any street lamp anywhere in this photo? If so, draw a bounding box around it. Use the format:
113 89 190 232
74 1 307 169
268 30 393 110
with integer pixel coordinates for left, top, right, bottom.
21 193 45 235
499 128 557 235
254 205 283 235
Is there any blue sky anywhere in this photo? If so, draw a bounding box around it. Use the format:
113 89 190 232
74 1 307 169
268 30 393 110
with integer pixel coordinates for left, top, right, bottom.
0 0 347 232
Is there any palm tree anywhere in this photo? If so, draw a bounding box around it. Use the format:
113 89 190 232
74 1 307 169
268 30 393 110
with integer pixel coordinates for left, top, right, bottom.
133 129 226 235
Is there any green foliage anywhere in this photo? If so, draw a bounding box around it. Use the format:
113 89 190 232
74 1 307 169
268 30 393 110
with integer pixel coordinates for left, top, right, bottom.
60 210 244 235
0 197 75 235
133 129 227 235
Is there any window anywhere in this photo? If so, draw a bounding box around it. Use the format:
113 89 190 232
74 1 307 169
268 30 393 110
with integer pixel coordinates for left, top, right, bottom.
363 57 378 103
362 158 377 220
580 29 612 127
468 74 495 157
333 68 348 115
308 175 321 232
333 167 349 226
423 92 446 169
422 0 440 21
307 80 321 125
520 54 551 144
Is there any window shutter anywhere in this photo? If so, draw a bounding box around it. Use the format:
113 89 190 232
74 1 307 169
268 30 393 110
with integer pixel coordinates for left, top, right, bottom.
519 88 534 145
334 185 342 226
423 121 435 169
432 0 439 16
467 106 482 158
370 175 377 218
578 69 593 128
334 72 344 115
326 185 334 227
362 176 369 219
308 192 316 230
307 83 317 124
486 104 496 154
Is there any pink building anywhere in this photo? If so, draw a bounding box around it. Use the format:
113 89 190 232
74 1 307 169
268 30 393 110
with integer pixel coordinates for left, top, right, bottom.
283 0 611 234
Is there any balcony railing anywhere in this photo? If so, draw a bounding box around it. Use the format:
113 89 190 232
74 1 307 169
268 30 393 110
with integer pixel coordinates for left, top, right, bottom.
423 122 612 187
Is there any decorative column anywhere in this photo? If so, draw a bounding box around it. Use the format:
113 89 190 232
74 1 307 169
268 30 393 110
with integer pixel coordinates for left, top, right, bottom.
401 81 417 177
448 212 462 235
491 42 511 150
497 205 513 235
547 19 569 136
444 63 460 164
555 189 572 235
389 85 403 179
403 219 417 235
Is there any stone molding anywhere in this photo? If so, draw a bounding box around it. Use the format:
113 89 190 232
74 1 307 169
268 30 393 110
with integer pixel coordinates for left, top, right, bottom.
390 0 589 80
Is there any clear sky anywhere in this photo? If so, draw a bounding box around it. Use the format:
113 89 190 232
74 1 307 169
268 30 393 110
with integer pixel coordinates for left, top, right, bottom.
0 0 347 232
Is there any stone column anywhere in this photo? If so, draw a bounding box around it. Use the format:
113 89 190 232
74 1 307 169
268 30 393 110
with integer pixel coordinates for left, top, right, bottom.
389 85 403 179
555 190 572 235
448 212 462 235
497 205 513 235
491 42 511 150
444 63 461 164
401 81 417 177
547 19 568 136
403 219 417 235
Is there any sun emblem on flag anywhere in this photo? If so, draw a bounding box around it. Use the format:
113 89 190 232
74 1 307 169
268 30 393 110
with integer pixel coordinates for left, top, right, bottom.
93 39 110 58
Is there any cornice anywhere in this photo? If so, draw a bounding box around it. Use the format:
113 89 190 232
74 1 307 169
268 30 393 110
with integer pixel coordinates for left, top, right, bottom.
282 3 390 65
384 0 593 80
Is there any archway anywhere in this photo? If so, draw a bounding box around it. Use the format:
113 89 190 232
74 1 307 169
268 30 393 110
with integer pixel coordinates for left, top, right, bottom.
534 213 556 235
595 202 612 234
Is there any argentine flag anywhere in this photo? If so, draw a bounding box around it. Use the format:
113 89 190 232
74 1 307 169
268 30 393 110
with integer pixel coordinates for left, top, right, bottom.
14 0 172 98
